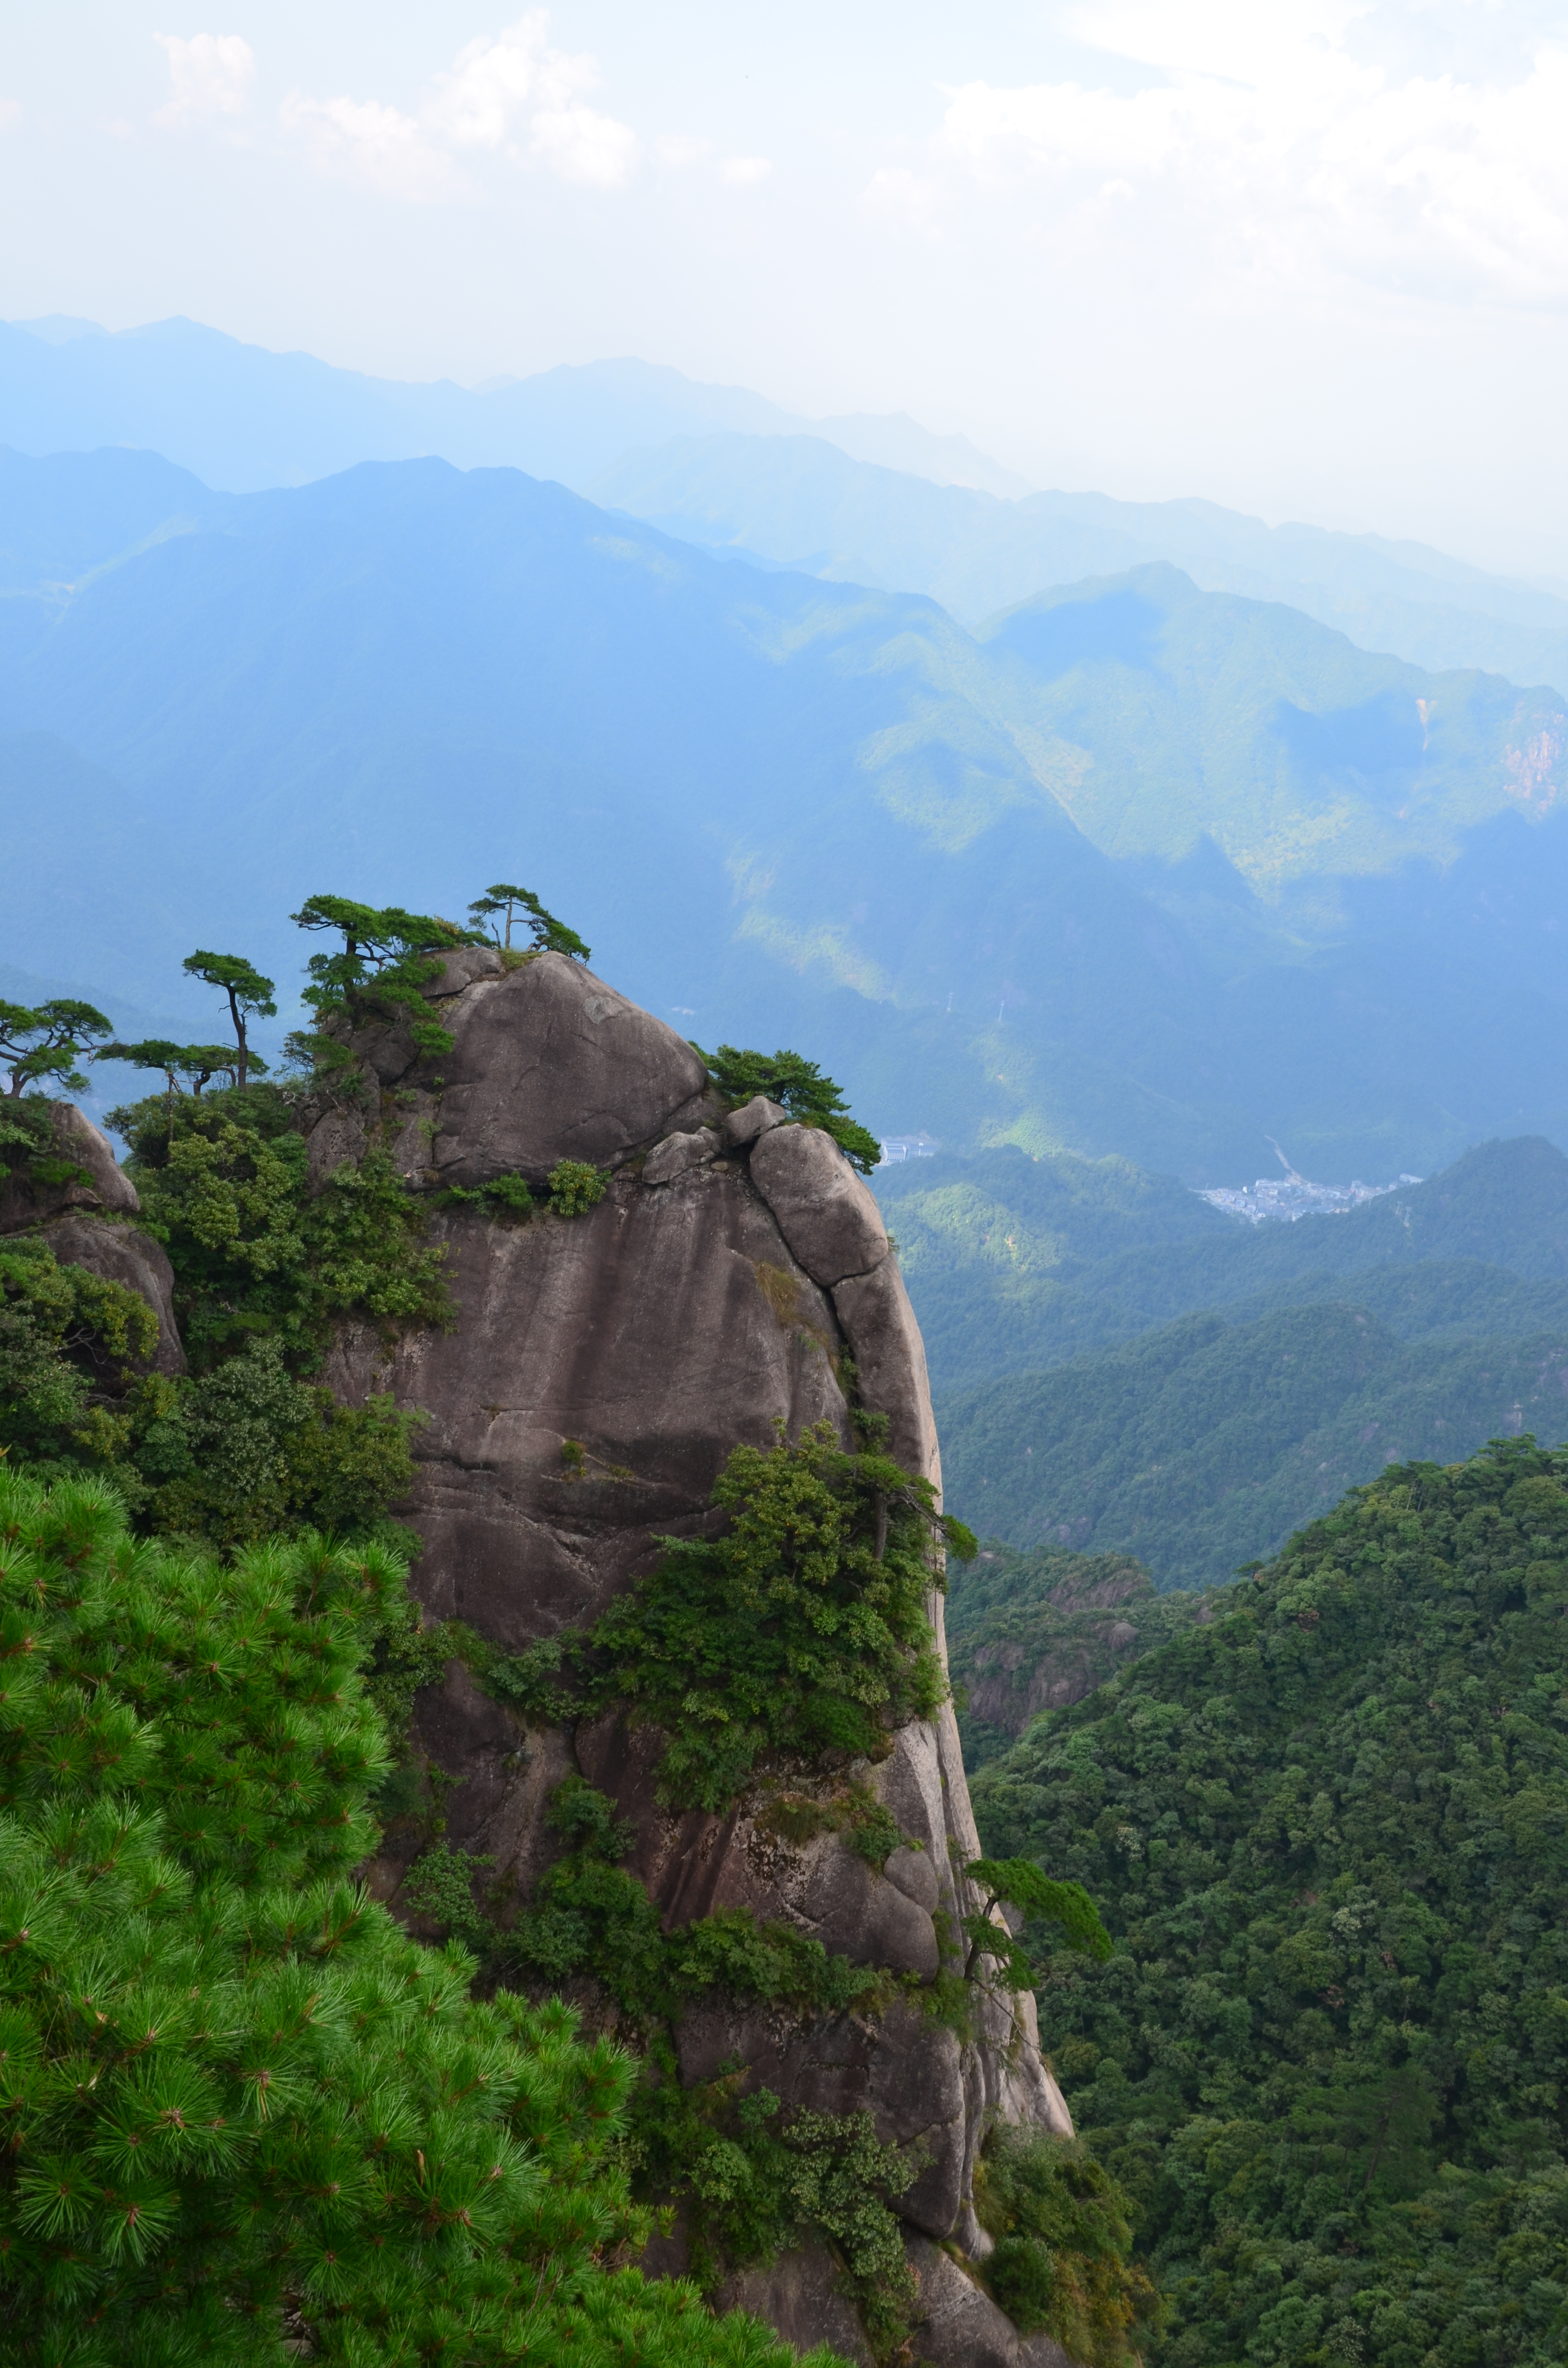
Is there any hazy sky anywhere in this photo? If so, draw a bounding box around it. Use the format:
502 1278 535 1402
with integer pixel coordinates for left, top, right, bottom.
5 2 1568 574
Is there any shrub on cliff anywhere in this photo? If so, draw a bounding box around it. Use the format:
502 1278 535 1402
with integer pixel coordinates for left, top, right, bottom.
0 1469 844 2368
498 1423 972 1811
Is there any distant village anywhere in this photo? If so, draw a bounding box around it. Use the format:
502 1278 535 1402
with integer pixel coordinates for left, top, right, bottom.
1200 1168 1423 1224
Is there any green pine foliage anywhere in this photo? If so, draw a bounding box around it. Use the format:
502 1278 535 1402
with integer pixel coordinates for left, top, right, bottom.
0 1468 844 2368
693 1047 882 1176
972 1436 1568 2368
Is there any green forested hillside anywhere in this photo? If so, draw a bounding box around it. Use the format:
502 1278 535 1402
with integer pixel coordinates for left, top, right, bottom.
880 1135 1568 1393
946 1542 1214 1768
939 1302 1568 1591
973 1438 1568 2368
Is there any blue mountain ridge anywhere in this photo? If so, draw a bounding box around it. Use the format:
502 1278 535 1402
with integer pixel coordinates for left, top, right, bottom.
3 447 1567 1183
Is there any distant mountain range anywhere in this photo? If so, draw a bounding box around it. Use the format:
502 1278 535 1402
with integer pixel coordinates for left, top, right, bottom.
595 432 1568 695
3 444 1568 1183
0 316 1027 499
8 311 1566 695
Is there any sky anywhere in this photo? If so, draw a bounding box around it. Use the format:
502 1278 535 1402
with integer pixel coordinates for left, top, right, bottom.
4 1 1568 576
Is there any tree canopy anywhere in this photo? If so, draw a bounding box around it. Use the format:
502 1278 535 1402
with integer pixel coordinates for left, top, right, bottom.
182 950 277 1090
974 1436 1568 2368
0 999 112 1098
466 883 590 961
692 1046 882 1175
0 1469 842 2368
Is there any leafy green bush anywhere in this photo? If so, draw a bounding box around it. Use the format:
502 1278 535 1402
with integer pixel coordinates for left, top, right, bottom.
496 1776 917 2350
107 1091 451 1369
974 2125 1157 2368
692 1046 882 1175
0 1237 158 1465
589 1423 964 1809
547 1159 608 1216
973 1435 1568 2368
0 1468 847 2368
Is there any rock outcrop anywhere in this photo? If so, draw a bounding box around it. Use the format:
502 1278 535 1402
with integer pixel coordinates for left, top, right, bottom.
316 953 1073 2363
0 1101 184 1376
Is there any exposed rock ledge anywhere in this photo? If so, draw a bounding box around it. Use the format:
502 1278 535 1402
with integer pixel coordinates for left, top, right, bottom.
318 953 1073 2364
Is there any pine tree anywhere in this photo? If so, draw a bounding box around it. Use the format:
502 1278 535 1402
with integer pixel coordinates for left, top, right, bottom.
0 1470 841 2368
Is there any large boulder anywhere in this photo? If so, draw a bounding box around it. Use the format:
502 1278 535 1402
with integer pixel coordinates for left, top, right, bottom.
0 1107 184 1377
430 953 710 1186
748 1122 888 1285
317 959 1072 2367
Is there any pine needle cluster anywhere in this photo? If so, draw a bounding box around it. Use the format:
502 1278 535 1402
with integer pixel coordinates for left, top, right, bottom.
0 1470 843 2368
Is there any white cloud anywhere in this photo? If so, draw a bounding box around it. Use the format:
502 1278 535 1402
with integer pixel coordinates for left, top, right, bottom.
282 13 639 200
425 12 599 148
865 166 944 229
655 135 711 166
720 155 772 186
527 103 639 187
922 7 1568 308
279 93 466 203
153 31 255 127
0 99 19 133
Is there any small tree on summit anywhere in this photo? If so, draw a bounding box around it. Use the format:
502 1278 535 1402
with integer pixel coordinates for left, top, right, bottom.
290 895 482 1070
182 949 277 1090
468 882 590 962
0 998 112 1097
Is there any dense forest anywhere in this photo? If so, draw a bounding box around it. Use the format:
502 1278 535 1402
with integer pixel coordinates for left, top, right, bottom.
973 1440 1568 2367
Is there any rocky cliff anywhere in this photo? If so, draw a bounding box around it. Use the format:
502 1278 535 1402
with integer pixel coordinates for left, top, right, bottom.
15 957 1076 2366
315 951 1074 2366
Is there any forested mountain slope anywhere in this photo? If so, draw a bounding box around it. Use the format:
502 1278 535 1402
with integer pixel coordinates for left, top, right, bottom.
973 1438 1568 2368
940 1301 1568 1591
880 1136 1568 1391
5 448 1568 1182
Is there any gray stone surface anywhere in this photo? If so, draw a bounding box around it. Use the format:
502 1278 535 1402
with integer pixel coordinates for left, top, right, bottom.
833 1256 942 1490
643 1126 719 1186
884 1843 941 1914
426 946 504 996
722 1095 788 1147
430 953 710 1186
327 1168 848 1654
906 2236 1076 2368
748 1122 888 1286
715 2244 873 2367
306 1108 369 1188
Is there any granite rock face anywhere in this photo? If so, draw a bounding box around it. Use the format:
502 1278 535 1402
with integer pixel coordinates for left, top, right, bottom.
318 958 1074 2366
